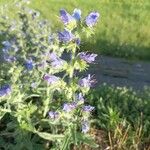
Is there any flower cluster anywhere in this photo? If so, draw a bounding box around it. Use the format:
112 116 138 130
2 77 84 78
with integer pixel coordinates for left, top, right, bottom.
47 8 98 134
44 74 60 85
85 12 100 27
0 2 99 149
78 52 97 63
79 74 96 88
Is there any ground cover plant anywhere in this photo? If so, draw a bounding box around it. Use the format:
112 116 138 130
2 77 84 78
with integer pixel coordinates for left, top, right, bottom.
87 84 150 150
0 0 150 60
0 0 100 149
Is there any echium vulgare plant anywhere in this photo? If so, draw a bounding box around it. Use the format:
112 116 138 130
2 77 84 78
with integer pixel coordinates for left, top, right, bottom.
0 0 100 149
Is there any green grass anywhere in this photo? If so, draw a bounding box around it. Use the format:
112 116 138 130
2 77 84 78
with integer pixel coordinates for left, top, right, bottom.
0 0 150 60
88 84 150 149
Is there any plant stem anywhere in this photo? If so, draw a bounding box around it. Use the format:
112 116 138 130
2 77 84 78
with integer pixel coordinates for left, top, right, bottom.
43 87 52 117
69 46 76 81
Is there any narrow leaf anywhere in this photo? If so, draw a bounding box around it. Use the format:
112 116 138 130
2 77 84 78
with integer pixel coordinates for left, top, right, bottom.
35 131 64 141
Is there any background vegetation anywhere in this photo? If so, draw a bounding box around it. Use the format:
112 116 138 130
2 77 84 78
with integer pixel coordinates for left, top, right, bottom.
88 84 150 149
0 0 150 60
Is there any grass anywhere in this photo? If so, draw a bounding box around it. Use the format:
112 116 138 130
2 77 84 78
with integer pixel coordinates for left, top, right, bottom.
0 0 150 60
88 84 150 149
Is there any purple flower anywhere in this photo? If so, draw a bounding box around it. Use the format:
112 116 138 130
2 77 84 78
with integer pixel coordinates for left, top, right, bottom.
58 29 74 43
48 111 59 119
60 9 74 25
82 120 90 133
78 74 96 88
2 40 18 63
0 85 11 97
72 8 81 21
2 41 18 53
2 41 11 51
51 59 64 68
76 93 84 102
43 74 60 84
3 54 16 62
83 105 94 112
78 52 97 63
75 38 81 46
85 12 100 27
49 52 58 61
63 103 77 112
24 60 34 70
49 52 64 68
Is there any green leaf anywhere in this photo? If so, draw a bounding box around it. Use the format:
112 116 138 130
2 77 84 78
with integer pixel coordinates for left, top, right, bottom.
40 119 61 125
0 137 6 146
23 94 40 100
70 124 77 145
32 143 45 150
0 108 11 120
35 131 64 141
76 133 99 148
61 134 71 150
0 111 6 120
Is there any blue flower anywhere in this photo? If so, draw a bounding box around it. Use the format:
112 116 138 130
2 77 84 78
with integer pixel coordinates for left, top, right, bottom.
81 120 90 133
24 60 34 70
75 38 81 46
49 52 64 68
3 54 16 62
49 52 58 61
83 105 94 112
76 93 85 102
78 74 96 88
0 85 11 97
78 52 97 63
51 59 64 68
60 8 82 24
63 103 77 112
2 41 11 52
43 74 60 84
2 41 18 53
48 111 59 119
85 12 100 27
2 40 18 63
72 8 81 21
58 29 74 43
60 9 74 25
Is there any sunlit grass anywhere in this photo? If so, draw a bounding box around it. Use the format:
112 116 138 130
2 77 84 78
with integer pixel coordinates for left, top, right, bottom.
0 0 150 60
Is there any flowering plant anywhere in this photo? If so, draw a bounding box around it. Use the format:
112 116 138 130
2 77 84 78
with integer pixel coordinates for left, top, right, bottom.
0 0 100 149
